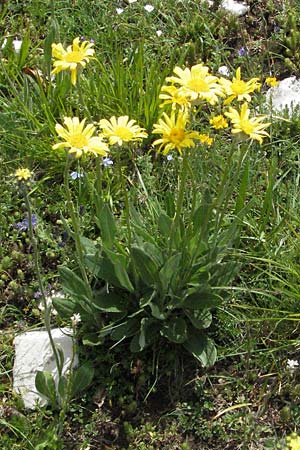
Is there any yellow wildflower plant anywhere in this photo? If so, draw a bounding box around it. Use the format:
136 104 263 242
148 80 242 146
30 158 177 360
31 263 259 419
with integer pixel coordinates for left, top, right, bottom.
265 76 279 87
51 37 95 85
225 102 270 144
15 168 32 181
53 117 109 158
220 67 261 105
209 114 228 130
286 432 300 450
199 134 214 146
159 85 191 110
152 110 202 155
99 115 148 146
166 63 225 105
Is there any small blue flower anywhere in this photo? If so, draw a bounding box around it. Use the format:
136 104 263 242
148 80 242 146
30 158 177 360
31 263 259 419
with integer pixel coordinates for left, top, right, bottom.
103 157 114 167
166 154 173 161
238 47 246 57
15 214 38 231
34 291 41 299
70 171 84 180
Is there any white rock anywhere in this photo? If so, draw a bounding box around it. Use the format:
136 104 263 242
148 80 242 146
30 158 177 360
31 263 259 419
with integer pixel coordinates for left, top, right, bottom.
13 328 78 409
266 76 300 117
220 0 250 16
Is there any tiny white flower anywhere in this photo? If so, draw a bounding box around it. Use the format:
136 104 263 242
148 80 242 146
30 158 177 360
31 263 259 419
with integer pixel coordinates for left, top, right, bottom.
71 313 81 327
218 65 230 77
287 359 299 370
38 294 59 316
144 4 154 12
116 7 124 14
166 154 173 161
156 30 163 37
128 0 137 3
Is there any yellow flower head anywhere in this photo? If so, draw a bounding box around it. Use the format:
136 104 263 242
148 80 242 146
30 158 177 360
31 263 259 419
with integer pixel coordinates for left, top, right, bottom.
286 432 300 450
53 117 109 158
152 110 202 155
220 67 261 105
159 85 191 110
225 102 270 144
166 63 225 105
15 168 32 181
51 37 95 85
99 115 148 146
209 114 228 130
265 76 279 87
199 134 214 146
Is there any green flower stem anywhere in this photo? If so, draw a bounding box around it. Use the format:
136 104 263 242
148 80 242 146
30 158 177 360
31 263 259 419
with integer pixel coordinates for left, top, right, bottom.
23 187 62 376
64 157 92 297
57 330 77 435
76 74 91 121
116 151 132 248
168 150 190 254
214 141 249 228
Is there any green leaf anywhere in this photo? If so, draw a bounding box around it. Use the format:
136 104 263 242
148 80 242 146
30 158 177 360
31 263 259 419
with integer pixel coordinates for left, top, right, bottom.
111 318 140 341
35 371 57 407
92 291 128 312
158 212 172 238
186 309 212 329
183 290 221 310
70 362 95 397
235 157 249 214
160 317 188 343
130 318 159 352
59 266 91 301
159 253 181 292
183 331 217 367
52 296 77 319
17 32 31 69
149 302 167 320
96 202 117 249
57 376 67 401
98 254 134 292
82 333 104 346
80 236 97 255
43 18 59 76
165 191 176 217
192 190 212 241
131 245 160 286
143 242 163 268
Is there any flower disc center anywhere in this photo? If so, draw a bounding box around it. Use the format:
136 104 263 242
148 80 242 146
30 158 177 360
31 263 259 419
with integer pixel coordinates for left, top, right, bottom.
170 128 185 144
65 51 84 63
187 79 209 93
69 133 88 148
